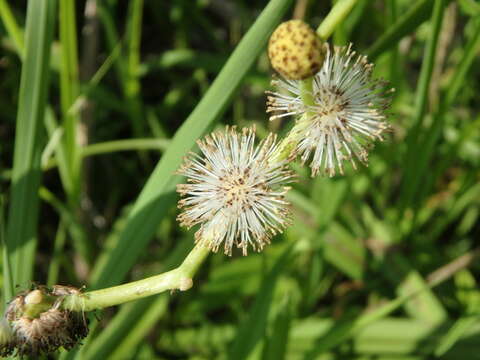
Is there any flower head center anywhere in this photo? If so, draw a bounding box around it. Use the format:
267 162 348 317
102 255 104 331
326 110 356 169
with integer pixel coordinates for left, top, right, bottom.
219 168 257 209
314 86 348 123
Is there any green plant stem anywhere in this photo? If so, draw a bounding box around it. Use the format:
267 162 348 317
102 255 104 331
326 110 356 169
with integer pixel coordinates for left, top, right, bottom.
62 245 210 311
299 79 315 108
272 80 315 162
316 0 358 40
43 138 170 171
82 138 169 157
59 0 81 201
0 0 25 57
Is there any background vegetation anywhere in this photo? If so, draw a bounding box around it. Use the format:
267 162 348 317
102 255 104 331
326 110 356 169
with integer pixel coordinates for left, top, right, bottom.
1 0 480 359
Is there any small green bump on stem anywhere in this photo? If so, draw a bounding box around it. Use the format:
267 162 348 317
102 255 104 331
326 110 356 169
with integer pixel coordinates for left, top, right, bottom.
178 278 193 291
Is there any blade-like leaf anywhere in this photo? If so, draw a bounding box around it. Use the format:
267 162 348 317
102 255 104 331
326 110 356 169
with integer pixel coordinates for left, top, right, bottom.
228 248 292 360
5 0 56 286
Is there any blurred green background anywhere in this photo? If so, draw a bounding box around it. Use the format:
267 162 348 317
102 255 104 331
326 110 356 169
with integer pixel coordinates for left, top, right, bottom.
1 0 480 359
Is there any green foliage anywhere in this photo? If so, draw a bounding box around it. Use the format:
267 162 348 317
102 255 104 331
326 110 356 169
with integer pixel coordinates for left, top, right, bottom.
1 0 480 359
5 0 56 287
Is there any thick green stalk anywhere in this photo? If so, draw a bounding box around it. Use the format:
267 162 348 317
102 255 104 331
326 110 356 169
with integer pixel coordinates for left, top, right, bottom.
63 245 210 311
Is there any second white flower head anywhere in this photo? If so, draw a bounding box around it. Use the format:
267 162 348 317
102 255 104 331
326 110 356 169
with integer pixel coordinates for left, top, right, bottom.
267 44 393 177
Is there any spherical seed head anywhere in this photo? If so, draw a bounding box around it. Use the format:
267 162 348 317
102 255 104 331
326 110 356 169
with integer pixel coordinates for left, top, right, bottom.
176 126 294 256
268 20 325 80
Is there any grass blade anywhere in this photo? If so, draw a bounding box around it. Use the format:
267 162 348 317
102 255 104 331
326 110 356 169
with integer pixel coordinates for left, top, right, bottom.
407 15 480 213
435 269 480 356
228 248 292 360
1 197 13 306
367 0 436 60
0 0 24 57
59 0 81 200
5 0 56 286
262 297 292 360
443 17 480 107
125 0 144 137
399 0 445 214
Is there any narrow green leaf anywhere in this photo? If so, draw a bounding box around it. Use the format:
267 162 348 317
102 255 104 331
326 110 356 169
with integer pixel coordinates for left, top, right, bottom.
303 269 454 356
81 138 170 157
262 298 292 360
367 0 435 59
1 196 13 306
458 0 480 16
107 296 168 360
397 269 447 324
46 220 67 286
0 0 24 57
434 316 480 357
435 270 480 356
323 223 365 280
125 0 143 98
43 138 170 171
124 0 145 138
98 0 144 137
39 187 90 266
90 0 294 288
6 0 56 286
83 297 159 360
409 16 480 212
59 0 81 199
399 0 446 214
444 18 480 107
228 248 292 360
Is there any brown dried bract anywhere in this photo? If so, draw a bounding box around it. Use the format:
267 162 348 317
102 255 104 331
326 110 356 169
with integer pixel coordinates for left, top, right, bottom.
0 285 89 357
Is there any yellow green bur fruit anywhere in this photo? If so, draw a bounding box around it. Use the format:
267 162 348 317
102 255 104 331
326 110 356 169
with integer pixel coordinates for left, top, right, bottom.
268 20 324 80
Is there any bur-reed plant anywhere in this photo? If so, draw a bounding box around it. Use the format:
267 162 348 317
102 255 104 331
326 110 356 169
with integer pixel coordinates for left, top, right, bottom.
1 0 479 358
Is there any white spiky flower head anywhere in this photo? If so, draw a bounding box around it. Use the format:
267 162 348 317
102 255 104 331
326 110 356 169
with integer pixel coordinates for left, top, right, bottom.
266 43 393 177
176 126 294 256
